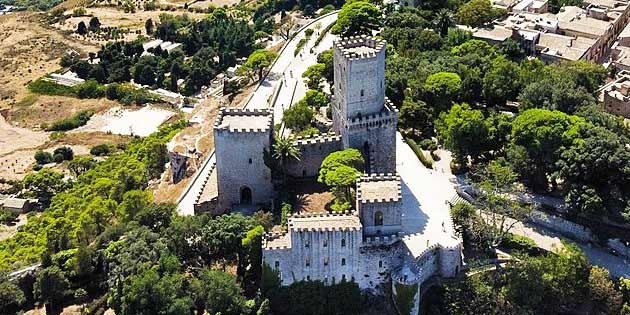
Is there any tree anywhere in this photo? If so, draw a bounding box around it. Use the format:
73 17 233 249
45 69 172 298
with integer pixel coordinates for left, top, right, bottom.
332 1 382 37
302 63 326 90
23 168 67 205
282 104 314 131
455 0 506 27
424 71 461 109
145 18 154 34
276 15 297 40
33 266 70 314
519 78 596 113
317 49 334 84
118 270 192 315
300 90 328 109
238 50 277 82
451 39 496 58
435 103 490 166
498 38 525 61
0 273 25 315
510 108 585 191
318 149 364 204
272 136 301 185
588 266 623 314
241 225 264 280
117 190 152 222
77 21 88 35
88 16 101 32
434 9 454 37
68 156 96 177
34 150 53 165
200 269 250 315
483 55 521 106
398 98 433 136
53 147 74 161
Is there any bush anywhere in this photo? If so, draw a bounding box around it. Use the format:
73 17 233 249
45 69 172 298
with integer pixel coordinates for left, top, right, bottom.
90 144 112 156
53 153 64 164
53 147 74 161
419 138 438 151
34 151 53 165
46 110 93 131
406 138 433 168
305 28 314 37
28 79 76 97
501 233 541 256
32 164 43 171
74 80 105 99
294 38 308 56
0 209 18 224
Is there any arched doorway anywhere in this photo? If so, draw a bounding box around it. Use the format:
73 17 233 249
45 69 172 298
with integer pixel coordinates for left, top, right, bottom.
374 211 383 226
363 141 371 173
240 186 252 205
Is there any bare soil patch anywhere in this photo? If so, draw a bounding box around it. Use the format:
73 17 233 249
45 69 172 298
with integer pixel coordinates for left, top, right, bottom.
0 213 28 241
0 12 97 109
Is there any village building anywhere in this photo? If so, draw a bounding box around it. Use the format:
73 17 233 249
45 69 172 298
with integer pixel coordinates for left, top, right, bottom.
600 70 630 117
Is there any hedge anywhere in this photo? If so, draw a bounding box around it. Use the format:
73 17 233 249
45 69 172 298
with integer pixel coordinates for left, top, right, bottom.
46 110 94 131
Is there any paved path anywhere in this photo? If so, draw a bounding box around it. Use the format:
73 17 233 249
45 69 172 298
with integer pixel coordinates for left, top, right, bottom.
176 12 338 215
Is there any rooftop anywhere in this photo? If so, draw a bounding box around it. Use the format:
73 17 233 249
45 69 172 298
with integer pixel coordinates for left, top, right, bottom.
556 6 612 37
214 108 272 133
288 212 362 231
473 26 513 42
538 33 595 60
356 174 402 203
334 35 386 59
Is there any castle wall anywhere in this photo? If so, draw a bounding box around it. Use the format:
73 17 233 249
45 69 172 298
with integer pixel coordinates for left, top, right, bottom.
345 108 398 173
360 201 403 236
286 133 343 179
214 129 273 209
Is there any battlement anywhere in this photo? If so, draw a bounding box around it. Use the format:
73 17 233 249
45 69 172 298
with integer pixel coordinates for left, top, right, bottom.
263 232 290 250
213 107 273 133
288 211 362 232
293 132 342 146
362 232 402 246
356 173 402 204
346 99 398 127
334 35 386 60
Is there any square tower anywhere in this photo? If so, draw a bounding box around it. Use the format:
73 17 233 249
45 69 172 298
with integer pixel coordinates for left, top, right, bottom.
214 107 273 210
332 36 397 173
356 173 402 236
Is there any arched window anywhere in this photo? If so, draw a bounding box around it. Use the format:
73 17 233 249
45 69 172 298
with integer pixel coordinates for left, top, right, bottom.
240 187 252 205
374 211 383 226
305 258 310 267
341 258 346 266
341 239 346 247
360 89 364 97
323 239 327 247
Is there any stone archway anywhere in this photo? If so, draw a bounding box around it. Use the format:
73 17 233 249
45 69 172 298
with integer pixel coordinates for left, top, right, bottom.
240 186 252 205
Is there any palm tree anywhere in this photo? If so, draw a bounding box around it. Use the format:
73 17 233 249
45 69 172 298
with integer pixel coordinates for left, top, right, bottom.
273 136 301 185
434 9 454 37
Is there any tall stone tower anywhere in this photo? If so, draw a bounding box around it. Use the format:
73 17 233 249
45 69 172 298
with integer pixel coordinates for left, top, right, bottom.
332 36 398 173
213 107 274 210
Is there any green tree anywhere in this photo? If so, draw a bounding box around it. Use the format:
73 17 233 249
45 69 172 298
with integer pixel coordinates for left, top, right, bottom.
434 9 454 37
238 50 277 82
34 150 53 164
0 273 25 315
200 269 250 315
283 104 314 131
317 49 334 84
145 18 154 34
300 90 328 109
68 156 96 177
241 225 264 280
318 149 364 204
88 16 101 32
455 0 506 27
398 98 433 136
53 147 74 161
272 136 301 185
435 103 489 166
33 266 70 314
424 71 461 109
483 55 521 106
77 21 88 35
23 168 68 205
332 1 382 37
302 63 326 90
588 266 623 314
118 270 192 315
117 190 152 222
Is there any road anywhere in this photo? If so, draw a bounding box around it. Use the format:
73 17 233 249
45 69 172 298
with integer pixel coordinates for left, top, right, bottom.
176 12 338 215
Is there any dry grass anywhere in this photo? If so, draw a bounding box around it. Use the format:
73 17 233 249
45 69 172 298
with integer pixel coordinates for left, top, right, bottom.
0 12 98 109
7 95 119 129
0 214 29 241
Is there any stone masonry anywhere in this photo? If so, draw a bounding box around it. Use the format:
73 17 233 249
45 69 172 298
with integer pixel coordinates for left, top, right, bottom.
214 108 274 210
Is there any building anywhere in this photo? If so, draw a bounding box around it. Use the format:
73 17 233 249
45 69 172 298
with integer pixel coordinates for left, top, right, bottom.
1 197 34 214
213 108 274 211
601 70 630 117
261 36 462 314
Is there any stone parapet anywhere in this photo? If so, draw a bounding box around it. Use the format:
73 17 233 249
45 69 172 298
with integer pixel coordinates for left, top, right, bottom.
356 173 402 204
213 107 273 133
334 35 386 60
362 232 402 246
293 132 342 146
346 99 398 129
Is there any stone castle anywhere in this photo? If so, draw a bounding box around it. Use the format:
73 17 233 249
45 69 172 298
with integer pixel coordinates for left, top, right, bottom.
204 36 462 314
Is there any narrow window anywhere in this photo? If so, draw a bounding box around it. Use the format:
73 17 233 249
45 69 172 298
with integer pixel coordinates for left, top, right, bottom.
379 260 383 268
342 274 346 281
248 158 252 164
360 89 364 97
323 239 327 247
374 211 383 226
305 240 309 248
306 258 310 267
342 258 346 266
275 261 280 269
341 239 346 247
307 275 311 281
324 257 329 266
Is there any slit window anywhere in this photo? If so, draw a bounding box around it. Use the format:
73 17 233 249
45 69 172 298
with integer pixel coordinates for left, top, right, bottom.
342 258 346 266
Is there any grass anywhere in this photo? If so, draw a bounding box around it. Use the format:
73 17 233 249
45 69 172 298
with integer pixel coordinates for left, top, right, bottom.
45 110 94 131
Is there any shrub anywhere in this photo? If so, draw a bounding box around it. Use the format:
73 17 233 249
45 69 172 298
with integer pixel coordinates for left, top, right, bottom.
34 151 53 165
32 164 43 171
501 233 540 255
74 80 105 99
0 209 18 224
28 79 76 97
294 38 308 56
53 153 64 163
53 147 74 161
305 28 314 37
90 144 112 156
46 110 93 131
406 138 433 168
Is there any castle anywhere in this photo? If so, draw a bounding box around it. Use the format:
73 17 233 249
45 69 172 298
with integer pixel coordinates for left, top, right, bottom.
203 36 462 314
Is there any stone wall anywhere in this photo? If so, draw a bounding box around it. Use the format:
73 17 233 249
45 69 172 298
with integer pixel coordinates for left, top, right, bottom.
607 238 630 258
286 133 343 178
168 151 188 183
527 210 595 242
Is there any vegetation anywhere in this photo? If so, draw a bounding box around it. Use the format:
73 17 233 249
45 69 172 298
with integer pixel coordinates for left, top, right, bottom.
318 149 364 210
332 0 382 37
45 110 93 131
283 104 315 132
238 49 278 82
